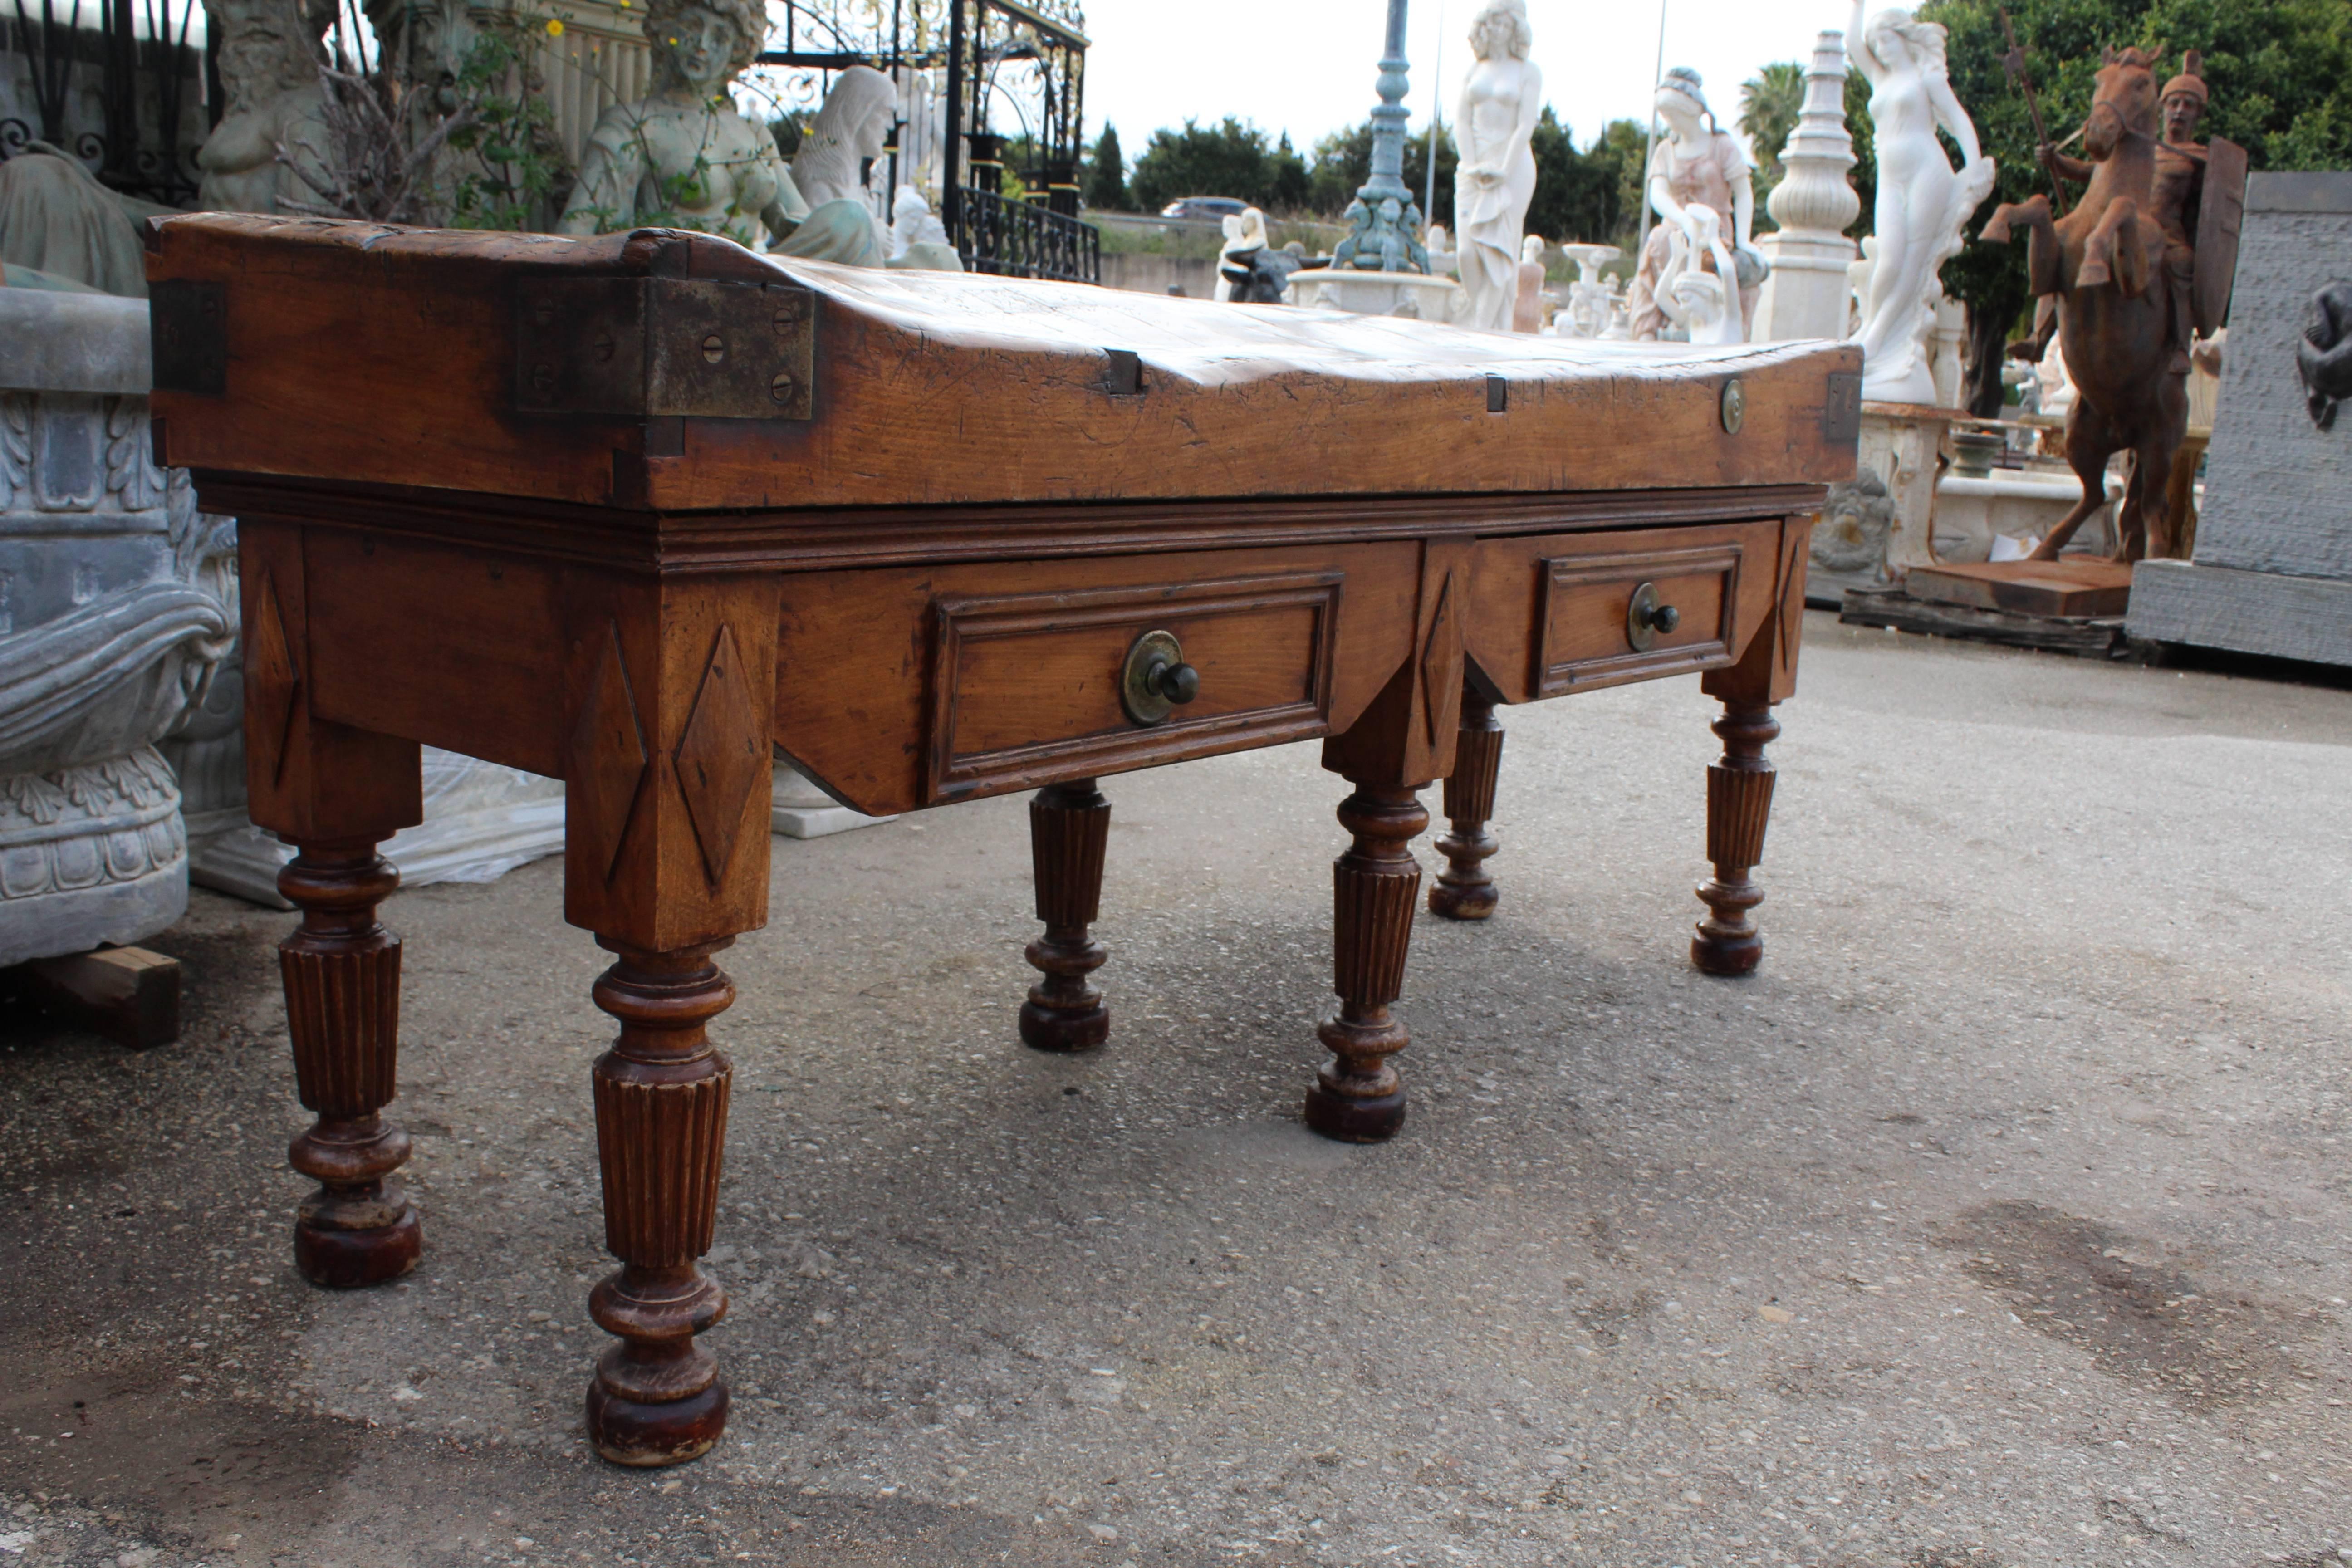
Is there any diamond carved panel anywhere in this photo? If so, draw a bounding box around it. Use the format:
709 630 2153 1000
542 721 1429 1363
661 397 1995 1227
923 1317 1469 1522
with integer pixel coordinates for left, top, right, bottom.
1418 568 1459 745
569 622 649 882
674 625 764 887
246 569 300 787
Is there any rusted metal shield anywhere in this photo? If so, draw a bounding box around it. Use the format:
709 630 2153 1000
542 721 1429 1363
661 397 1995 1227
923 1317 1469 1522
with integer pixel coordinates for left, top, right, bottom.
2195 137 2248 337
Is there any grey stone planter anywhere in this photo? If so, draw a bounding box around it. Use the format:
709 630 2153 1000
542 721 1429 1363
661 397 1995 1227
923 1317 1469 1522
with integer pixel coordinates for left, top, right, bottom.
0 289 235 967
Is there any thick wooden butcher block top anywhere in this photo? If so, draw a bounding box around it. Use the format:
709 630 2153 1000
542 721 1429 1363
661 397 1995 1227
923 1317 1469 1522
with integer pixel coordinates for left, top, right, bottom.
144 213 1860 515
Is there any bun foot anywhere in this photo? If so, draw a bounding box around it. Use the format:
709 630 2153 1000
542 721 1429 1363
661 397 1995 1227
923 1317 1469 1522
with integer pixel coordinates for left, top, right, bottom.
585 1379 730 1468
1019 997 1108 1052
1691 926 1763 976
1428 879 1497 921
1304 1081 1407 1143
294 1202 421 1288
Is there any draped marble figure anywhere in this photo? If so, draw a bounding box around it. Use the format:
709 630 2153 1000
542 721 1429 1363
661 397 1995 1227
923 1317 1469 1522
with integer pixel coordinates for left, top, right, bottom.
1451 0 1542 333
1629 68 1761 342
1846 2 1995 402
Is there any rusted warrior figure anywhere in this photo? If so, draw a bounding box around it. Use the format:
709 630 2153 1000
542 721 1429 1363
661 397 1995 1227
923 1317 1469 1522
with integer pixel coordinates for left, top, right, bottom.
1980 47 2245 562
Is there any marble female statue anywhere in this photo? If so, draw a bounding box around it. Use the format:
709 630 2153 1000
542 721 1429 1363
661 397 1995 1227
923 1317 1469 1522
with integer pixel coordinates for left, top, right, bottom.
195 0 335 214
560 0 807 246
1846 3 1995 402
1451 0 1542 333
1629 67 1762 342
790 64 896 209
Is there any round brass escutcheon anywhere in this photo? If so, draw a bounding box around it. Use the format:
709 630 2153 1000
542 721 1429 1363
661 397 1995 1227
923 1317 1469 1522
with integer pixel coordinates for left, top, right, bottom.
1625 580 1681 652
1121 629 1200 725
1720 377 1746 434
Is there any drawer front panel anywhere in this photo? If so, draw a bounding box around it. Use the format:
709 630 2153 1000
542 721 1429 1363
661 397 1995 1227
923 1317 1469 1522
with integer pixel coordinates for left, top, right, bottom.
928 571 1343 802
1535 539 1752 695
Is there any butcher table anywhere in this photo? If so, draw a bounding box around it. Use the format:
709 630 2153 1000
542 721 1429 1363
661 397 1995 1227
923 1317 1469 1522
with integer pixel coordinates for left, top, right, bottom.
143 212 1860 1466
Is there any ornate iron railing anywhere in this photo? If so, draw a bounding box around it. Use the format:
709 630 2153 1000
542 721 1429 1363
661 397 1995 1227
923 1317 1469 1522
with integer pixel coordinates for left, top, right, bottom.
951 184 1099 284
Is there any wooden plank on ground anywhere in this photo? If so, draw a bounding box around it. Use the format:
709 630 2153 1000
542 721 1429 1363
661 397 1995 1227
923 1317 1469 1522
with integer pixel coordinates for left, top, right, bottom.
15 946 182 1049
1904 560 2135 617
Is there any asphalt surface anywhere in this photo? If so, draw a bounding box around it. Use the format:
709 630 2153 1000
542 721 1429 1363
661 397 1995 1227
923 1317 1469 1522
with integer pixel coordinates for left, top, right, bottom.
3 612 2348 1568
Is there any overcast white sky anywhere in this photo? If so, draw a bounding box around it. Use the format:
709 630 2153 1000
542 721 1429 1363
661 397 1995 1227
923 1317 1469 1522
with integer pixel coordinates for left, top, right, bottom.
1082 0 1852 161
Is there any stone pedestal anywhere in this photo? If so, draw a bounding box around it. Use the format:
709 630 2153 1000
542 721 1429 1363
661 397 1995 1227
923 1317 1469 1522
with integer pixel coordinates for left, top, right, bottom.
2131 174 2352 666
1289 271 1464 322
0 290 234 967
1809 402 1952 599
772 760 894 840
1751 30 1859 344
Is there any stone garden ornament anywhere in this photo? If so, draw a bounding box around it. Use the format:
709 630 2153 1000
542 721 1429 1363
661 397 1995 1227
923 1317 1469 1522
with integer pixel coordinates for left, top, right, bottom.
1980 47 2245 559
196 0 336 215
2298 283 2352 431
1631 68 1764 343
1846 3 1994 402
1451 0 1542 333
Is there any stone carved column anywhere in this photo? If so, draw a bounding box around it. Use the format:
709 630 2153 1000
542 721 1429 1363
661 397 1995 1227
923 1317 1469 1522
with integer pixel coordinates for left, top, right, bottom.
1752 31 1861 343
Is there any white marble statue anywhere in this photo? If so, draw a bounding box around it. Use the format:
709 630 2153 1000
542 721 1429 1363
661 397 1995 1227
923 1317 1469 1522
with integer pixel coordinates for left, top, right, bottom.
1425 223 1459 279
1655 205 1744 345
1451 0 1543 333
891 185 946 255
792 64 896 209
1511 234 1550 332
1215 206 1273 302
1631 68 1763 341
1846 1 1996 402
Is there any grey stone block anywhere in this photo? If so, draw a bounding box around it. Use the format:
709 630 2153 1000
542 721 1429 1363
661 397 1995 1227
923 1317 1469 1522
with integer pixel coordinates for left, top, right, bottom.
2128 558 2352 666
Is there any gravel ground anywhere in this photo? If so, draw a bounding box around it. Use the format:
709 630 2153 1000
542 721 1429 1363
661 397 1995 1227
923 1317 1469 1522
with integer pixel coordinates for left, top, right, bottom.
3 612 2348 1568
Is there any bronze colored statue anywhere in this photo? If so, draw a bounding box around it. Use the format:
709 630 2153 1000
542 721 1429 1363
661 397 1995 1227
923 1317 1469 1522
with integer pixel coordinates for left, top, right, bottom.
1981 47 2245 562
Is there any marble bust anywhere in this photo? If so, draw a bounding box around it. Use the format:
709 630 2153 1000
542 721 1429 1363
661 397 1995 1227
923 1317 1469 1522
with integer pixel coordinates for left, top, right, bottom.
1451 0 1543 333
1630 67 1761 341
1847 2 1995 402
560 0 809 248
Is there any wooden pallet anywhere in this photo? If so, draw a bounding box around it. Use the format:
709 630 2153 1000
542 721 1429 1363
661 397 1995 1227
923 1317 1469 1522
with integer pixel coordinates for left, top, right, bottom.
1840 589 2131 658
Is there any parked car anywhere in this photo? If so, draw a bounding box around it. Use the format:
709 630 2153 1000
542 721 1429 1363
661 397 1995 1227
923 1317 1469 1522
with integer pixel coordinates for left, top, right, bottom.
1161 196 1249 220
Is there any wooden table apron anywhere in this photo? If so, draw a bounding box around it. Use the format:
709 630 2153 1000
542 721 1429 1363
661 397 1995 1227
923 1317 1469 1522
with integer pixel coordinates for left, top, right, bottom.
146 212 1849 1470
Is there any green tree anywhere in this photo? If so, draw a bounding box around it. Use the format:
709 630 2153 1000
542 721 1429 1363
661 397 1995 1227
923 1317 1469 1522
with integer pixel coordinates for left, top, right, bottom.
1923 0 2352 408
1739 60 1807 210
1524 112 1645 247
1083 123 1128 210
1129 117 1309 212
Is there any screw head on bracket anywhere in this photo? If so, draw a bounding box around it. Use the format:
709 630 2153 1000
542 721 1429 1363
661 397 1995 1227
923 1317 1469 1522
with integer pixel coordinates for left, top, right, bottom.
769 372 796 403
701 333 726 364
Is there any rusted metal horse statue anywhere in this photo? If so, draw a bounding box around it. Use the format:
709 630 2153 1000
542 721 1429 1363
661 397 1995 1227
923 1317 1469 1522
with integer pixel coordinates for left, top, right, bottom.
1980 49 2186 562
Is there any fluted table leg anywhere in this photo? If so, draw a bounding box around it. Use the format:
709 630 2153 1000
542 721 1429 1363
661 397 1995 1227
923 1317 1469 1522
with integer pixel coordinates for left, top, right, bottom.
281 841 421 1289
1430 688 1503 921
584 941 735 1467
1020 779 1111 1052
1306 785 1426 1143
1692 703 1779 975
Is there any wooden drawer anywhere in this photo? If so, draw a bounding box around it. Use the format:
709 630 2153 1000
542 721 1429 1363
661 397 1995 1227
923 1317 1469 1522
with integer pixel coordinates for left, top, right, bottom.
926 570 1344 802
1532 525 1772 695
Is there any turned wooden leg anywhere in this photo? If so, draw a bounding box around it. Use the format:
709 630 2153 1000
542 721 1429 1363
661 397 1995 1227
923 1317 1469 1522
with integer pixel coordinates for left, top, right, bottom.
584 941 735 1467
1692 702 1780 976
1021 779 1111 1052
1306 786 1426 1143
280 841 421 1288
1429 689 1503 921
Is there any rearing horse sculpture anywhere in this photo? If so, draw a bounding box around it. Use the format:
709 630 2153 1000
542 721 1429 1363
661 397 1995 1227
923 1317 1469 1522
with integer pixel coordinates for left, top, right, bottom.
1981 48 2181 561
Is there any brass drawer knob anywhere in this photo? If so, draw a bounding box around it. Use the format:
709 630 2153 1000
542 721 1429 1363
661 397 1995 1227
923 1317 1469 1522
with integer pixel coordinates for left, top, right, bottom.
1122 630 1199 725
1626 582 1681 651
